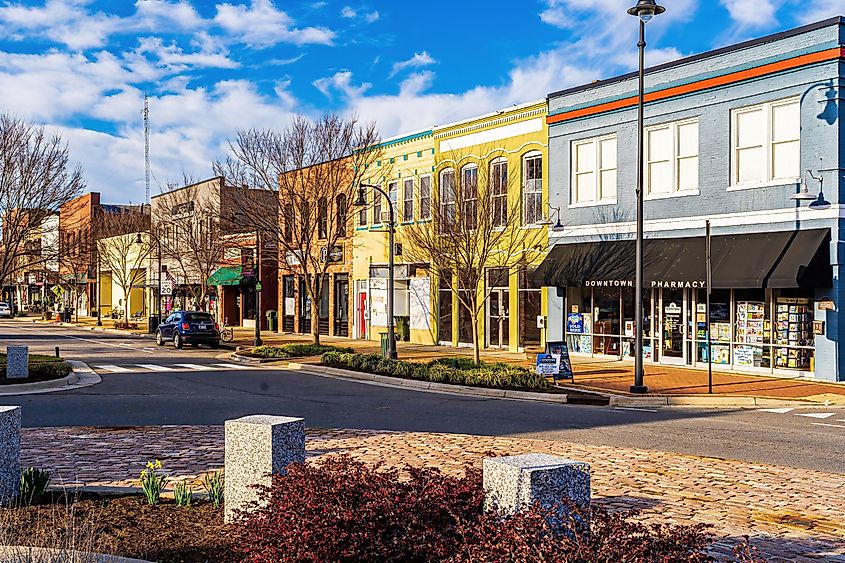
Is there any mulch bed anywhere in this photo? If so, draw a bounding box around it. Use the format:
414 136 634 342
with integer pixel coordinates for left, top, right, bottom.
0 492 242 562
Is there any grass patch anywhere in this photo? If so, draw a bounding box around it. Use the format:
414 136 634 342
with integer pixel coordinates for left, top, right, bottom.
320 352 550 391
249 344 355 360
0 354 73 383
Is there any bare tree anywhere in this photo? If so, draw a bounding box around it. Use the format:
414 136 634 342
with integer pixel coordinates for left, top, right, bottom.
96 210 152 321
214 114 381 344
403 149 545 363
153 179 228 312
57 220 95 322
0 115 84 293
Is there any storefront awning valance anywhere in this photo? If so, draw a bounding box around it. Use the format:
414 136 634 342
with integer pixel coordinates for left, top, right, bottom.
208 266 243 286
533 229 831 290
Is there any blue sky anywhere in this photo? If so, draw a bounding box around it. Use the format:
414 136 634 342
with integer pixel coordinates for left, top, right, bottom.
0 0 841 202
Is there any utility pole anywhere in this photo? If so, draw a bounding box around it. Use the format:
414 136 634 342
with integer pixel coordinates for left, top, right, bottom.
143 94 150 205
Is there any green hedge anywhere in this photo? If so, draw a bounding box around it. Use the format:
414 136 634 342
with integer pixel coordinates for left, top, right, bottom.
0 354 73 382
320 352 549 391
251 344 355 359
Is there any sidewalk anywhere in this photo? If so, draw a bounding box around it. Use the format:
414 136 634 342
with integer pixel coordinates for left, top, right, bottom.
22 425 845 561
230 329 845 404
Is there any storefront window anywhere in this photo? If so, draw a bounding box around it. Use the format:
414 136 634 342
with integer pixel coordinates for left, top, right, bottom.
565 287 592 354
733 288 770 368
518 268 541 348
593 287 620 356
438 272 452 343
622 290 653 359
696 288 731 365
773 289 814 371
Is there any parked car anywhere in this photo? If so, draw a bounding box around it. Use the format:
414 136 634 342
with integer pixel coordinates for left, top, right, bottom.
0 302 11 318
155 310 220 349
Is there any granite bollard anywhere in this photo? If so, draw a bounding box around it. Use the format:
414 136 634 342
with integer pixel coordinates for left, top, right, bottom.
224 414 305 523
0 406 21 503
5 346 29 379
483 454 590 531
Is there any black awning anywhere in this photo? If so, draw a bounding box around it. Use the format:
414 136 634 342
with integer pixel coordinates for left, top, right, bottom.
534 229 831 289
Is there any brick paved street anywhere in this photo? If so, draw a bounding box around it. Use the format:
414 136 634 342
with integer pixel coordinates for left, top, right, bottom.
21 426 845 561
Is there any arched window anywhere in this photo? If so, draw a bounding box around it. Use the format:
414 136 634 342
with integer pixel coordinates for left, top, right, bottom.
439 168 456 232
336 193 347 238
490 157 508 227
300 200 310 240
461 164 478 231
523 151 542 225
317 197 328 240
281 204 293 242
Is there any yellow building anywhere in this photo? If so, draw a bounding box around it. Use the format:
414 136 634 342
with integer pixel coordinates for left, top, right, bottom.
432 99 549 353
352 129 438 344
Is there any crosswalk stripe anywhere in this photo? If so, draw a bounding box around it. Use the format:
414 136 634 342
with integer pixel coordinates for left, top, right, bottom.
212 363 253 370
811 422 845 429
796 412 836 419
95 365 132 373
758 408 795 414
135 364 176 372
173 363 216 371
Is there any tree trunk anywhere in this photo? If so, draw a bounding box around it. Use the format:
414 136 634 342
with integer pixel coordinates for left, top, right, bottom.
310 278 321 345
471 296 481 365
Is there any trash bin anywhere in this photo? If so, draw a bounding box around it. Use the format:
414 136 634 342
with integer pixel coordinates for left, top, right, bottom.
266 310 278 333
148 314 160 334
380 332 389 358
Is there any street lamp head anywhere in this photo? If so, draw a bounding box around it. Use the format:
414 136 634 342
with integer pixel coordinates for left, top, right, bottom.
135 232 143 244
353 186 367 207
791 176 819 201
628 0 665 22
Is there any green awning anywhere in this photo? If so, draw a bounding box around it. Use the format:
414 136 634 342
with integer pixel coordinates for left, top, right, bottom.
208 266 242 286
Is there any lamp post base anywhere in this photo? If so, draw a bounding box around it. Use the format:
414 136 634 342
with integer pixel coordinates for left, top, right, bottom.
629 384 649 394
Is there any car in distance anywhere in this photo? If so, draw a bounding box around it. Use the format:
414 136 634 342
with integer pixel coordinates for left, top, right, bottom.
155 310 220 349
0 302 12 318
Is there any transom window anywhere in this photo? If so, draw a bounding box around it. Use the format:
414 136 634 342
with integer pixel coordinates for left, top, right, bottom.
571 135 617 205
645 118 699 197
731 97 800 187
491 158 508 228
403 178 414 222
523 152 542 224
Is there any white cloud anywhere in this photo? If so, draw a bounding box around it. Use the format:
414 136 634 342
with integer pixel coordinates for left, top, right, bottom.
364 10 379 23
390 51 435 78
720 0 778 28
340 6 356 18
799 0 844 24
213 0 334 47
313 70 372 99
0 0 120 49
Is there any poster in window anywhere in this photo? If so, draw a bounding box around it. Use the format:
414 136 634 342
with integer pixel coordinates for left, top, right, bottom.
409 277 431 331
567 313 584 334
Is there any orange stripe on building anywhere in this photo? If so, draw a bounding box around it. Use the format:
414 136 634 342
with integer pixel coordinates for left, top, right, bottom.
547 47 845 125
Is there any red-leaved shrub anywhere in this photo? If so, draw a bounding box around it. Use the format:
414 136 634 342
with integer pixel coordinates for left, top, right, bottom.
234 455 743 563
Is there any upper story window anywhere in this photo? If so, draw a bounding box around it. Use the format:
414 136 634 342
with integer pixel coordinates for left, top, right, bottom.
523 152 542 225
372 184 383 225
731 96 799 187
461 164 478 231
571 134 616 205
358 191 367 227
402 178 414 222
646 118 699 197
440 169 456 232
336 193 347 238
490 158 508 228
388 181 398 222
317 197 327 239
419 175 431 220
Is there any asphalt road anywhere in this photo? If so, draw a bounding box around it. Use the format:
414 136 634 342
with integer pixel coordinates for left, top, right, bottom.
2 320 844 473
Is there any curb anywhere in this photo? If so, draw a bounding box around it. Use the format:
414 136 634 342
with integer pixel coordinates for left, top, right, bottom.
230 352 287 365
0 360 101 396
287 363 571 404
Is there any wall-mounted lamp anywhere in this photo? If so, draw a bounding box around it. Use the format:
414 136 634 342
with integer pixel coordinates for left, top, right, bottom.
537 205 565 231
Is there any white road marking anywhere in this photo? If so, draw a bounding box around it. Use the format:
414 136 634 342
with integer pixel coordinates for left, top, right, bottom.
758 408 795 414
16 324 156 353
135 364 176 372
173 363 215 371
613 407 658 413
212 363 254 370
796 412 836 419
811 422 845 429
95 365 132 373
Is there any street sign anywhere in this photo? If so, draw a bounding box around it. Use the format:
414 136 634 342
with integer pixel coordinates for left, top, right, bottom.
160 279 174 296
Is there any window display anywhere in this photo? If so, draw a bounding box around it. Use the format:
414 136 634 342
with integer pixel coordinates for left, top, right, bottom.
774 297 813 370
734 296 770 368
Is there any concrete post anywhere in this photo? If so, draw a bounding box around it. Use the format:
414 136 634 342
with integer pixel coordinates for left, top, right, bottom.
483 454 591 531
224 414 305 523
5 346 29 379
0 406 21 503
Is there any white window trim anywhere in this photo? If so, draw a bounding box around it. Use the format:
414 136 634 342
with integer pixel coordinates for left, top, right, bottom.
730 96 801 189
419 174 432 221
644 117 700 200
569 134 617 208
402 177 414 222
490 157 508 227
522 150 543 225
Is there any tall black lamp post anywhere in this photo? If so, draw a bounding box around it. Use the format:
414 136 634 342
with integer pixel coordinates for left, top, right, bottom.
628 0 664 394
354 183 398 360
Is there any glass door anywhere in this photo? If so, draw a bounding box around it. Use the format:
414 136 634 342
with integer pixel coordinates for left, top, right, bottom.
661 288 686 365
487 289 509 348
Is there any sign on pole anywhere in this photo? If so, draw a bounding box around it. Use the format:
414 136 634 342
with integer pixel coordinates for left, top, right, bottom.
160 279 174 296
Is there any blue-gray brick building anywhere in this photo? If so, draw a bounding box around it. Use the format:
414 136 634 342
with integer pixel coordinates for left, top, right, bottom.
534 17 845 381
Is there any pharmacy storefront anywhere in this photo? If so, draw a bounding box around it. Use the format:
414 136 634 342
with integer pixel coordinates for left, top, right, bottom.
535 229 831 377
